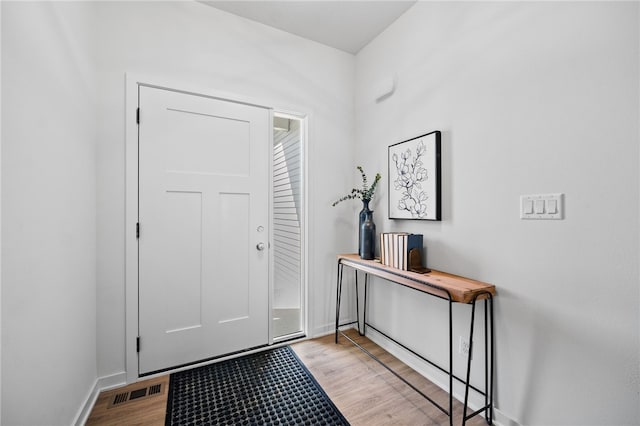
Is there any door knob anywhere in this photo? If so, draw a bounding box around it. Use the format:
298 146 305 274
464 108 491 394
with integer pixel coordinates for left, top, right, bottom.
256 242 265 251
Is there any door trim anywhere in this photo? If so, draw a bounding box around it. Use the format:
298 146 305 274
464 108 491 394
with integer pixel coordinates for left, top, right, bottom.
271 111 309 343
125 74 280 383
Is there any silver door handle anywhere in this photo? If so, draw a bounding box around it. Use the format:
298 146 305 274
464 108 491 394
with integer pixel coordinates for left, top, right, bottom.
256 242 265 251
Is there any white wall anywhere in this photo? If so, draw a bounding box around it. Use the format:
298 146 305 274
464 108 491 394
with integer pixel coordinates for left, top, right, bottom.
1 2 98 425
1 1 356 422
355 2 639 425
5 1 636 424
93 1 356 377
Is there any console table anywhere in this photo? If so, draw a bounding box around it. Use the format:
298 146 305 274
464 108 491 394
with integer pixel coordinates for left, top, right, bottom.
334 253 496 425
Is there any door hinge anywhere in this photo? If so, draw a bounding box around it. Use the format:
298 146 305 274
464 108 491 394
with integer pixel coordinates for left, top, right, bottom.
136 222 140 239
136 107 140 124
136 336 140 353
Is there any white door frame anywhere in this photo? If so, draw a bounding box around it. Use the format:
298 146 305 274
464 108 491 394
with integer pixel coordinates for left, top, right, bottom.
124 74 308 383
271 111 309 342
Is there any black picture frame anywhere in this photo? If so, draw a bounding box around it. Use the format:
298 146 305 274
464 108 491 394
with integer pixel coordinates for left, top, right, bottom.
388 130 441 221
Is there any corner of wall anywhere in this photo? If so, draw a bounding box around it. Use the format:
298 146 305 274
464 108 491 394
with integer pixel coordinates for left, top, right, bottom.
493 409 522 426
73 372 127 426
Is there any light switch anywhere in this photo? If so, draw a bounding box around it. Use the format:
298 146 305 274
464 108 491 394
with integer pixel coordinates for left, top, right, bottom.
524 199 534 214
520 193 564 220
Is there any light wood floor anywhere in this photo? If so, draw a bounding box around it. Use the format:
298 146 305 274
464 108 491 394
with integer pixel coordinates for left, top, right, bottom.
87 329 489 425
86 375 169 426
293 330 488 426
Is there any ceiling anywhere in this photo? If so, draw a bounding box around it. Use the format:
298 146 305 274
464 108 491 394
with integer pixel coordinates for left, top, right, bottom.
200 1 417 54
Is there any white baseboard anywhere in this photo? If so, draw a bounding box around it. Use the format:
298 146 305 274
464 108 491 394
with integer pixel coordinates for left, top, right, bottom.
73 372 127 426
310 317 355 338
310 327 335 338
493 408 521 426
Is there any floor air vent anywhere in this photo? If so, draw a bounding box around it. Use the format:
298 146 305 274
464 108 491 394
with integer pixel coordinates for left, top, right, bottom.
112 392 130 406
107 382 165 409
149 383 162 395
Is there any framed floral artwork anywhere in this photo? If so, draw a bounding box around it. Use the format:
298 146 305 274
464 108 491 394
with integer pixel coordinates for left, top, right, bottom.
388 131 441 220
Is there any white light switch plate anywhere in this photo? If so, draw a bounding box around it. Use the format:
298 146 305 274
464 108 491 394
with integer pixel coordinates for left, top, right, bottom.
520 193 564 220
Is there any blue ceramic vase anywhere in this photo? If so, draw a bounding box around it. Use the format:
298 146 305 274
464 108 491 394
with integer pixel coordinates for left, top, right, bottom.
359 200 376 260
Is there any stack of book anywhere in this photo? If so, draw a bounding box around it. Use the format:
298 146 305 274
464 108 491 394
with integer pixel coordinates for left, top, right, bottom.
379 233 423 270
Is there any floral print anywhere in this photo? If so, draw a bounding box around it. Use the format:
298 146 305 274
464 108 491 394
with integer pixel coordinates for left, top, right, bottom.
392 141 428 218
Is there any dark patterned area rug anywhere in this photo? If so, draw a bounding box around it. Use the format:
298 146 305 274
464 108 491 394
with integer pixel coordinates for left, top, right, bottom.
165 346 349 425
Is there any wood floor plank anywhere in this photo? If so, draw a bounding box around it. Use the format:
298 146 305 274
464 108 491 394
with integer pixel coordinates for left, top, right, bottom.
86 330 490 425
291 329 489 426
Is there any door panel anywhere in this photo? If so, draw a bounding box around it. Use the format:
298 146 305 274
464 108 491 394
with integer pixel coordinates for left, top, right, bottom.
165 109 250 175
216 192 250 322
164 191 203 332
138 86 270 374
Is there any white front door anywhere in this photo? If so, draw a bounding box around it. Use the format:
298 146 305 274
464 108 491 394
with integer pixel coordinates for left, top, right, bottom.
137 86 270 374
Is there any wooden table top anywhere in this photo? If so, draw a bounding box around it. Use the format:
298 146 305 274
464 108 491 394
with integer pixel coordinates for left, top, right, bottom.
337 253 496 304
